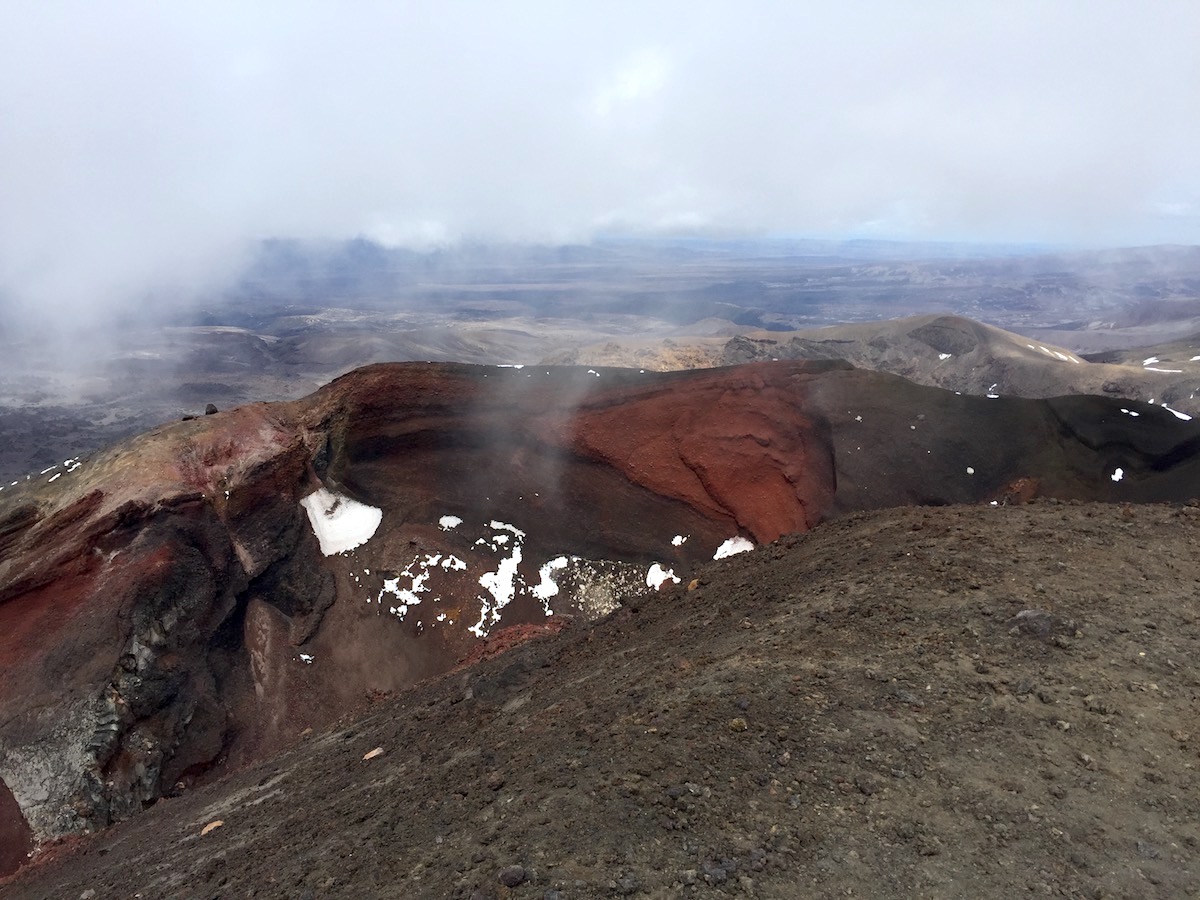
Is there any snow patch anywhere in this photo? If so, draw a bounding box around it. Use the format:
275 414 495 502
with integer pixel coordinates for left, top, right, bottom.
300 488 382 555
671 534 688 546
713 536 754 560
1162 405 1193 421
938 353 952 360
469 520 528 637
646 563 680 589
1142 356 1160 366
966 466 975 475
474 546 522 636
1111 467 1124 482
531 556 569 603
439 515 463 530
1145 367 1183 374
379 563 431 616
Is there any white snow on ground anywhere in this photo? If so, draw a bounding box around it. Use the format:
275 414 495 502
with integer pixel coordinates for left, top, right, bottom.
966 466 975 475
938 353 952 360
986 383 1000 399
1192 355 1200 361
439 515 463 530
374 545 472 624
464 520 531 637
713 536 754 560
586 369 601 376
474 520 527 552
646 563 680 589
300 488 383 555
299 653 314 664
1111 467 1125 482
531 556 569 599
379 565 430 617
1143 356 1160 366
48 473 61 483
672 534 688 546
1146 367 1183 374
473 542 523 637
496 364 525 369
1052 351 1070 362
1120 408 1140 417
531 556 569 610
1163 405 1193 421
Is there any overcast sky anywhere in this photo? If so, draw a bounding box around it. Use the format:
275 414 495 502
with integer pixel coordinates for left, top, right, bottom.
1 1 1198 328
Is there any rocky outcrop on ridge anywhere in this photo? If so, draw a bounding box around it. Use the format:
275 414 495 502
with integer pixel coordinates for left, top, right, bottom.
722 314 1200 416
0 360 1198 873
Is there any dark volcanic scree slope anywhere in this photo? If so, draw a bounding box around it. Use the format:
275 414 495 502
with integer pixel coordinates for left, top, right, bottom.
8 501 1200 899
0 360 1198 878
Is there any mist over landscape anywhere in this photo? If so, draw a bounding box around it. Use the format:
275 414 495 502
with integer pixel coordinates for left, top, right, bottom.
4 4 1200 898
2 2 1199 339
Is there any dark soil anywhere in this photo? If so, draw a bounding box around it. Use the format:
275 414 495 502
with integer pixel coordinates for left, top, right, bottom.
6 501 1200 899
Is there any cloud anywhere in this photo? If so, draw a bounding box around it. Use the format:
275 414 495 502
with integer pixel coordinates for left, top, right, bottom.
1 1 1198 338
591 49 671 119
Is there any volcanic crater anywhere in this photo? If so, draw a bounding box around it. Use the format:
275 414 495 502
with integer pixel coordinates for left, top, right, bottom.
1 359 1199 881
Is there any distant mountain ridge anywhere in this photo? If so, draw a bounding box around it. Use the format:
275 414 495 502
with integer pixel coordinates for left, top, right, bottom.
718 314 1200 416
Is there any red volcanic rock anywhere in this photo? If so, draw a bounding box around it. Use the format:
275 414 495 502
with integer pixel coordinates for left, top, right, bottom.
455 618 569 670
0 360 1198 872
0 780 31 878
558 366 834 541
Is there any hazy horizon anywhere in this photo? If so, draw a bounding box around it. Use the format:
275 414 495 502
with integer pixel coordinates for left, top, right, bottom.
2 1 1199 340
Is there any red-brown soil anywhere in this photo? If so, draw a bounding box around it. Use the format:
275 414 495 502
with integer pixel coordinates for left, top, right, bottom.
1 361 1198 879
5 501 1199 899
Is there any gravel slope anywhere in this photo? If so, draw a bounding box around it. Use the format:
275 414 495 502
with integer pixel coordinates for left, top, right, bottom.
6 500 1200 899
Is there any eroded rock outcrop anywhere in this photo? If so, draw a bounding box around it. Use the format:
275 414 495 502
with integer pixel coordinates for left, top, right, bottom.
0 360 1197 872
